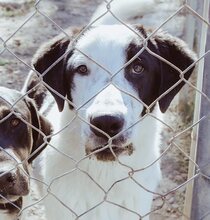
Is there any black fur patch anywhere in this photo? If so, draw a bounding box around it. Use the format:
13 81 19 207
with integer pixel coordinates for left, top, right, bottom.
0 197 22 213
125 41 161 114
125 26 196 113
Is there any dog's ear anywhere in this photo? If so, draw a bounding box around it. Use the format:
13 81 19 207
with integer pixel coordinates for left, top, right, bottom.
154 32 196 113
25 98 52 163
22 71 48 110
32 35 70 112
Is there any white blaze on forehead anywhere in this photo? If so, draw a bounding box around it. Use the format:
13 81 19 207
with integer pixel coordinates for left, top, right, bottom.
75 25 137 73
69 25 142 116
86 84 128 117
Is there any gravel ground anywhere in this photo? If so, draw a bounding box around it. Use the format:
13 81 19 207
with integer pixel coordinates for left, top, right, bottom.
0 0 194 219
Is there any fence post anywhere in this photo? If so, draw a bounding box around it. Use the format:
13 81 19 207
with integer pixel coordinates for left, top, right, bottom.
185 0 210 219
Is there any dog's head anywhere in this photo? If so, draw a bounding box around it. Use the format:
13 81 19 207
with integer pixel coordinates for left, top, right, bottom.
0 87 52 208
32 25 196 162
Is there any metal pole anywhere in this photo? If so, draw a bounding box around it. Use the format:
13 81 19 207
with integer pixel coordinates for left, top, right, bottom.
186 0 210 219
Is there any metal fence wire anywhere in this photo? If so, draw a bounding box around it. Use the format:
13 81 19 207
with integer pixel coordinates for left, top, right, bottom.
0 0 209 219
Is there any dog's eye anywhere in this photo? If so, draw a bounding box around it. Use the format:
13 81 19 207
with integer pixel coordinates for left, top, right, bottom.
132 63 144 75
10 118 20 128
77 65 88 75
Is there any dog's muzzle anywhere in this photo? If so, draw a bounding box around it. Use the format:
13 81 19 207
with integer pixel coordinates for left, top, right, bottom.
87 143 134 161
90 114 125 138
86 114 134 161
0 167 29 203
0 197 22 213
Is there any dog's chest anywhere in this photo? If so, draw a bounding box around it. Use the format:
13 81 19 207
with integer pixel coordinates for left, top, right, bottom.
44 152 158 220
42 104 161 220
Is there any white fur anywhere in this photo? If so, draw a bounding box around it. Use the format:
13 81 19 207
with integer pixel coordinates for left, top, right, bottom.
41 107 162 220
31 1 170 219
38 23 163 220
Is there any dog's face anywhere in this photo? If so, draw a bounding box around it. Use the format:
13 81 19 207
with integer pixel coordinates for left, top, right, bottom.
0 87 51 206
33 25 196 162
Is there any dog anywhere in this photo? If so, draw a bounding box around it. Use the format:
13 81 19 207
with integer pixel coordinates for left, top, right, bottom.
0 86 52 220
23 1 197 219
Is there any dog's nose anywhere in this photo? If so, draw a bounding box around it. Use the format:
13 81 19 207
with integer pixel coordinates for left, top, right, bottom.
0 171 16 185
90 115 124 138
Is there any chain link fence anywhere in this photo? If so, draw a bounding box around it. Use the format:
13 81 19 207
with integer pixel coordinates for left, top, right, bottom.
0 0 209 219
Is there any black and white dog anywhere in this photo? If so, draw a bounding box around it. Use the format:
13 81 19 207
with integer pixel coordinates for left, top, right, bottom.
24 0 196 219
0 87 51 220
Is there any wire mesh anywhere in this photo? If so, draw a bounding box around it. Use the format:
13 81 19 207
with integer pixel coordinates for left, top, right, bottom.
0 0 209 219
